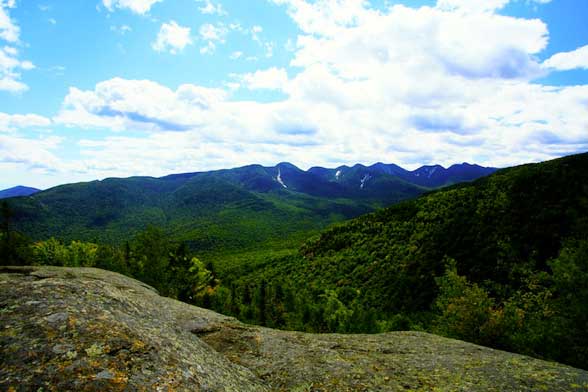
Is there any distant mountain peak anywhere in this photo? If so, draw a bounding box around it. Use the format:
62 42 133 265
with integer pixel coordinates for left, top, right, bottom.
275 162 299 170
0 186 41 199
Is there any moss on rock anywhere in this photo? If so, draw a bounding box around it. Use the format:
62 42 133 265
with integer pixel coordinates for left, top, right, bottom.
1 266 586 391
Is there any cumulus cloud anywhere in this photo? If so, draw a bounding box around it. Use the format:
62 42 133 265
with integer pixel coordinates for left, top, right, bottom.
10 0 588 184
289 4 548 81
152 21 192 54
198 23 228 54
437 0 552 13
0 134 63 173
270 0 369 36
436 0 510 13
0 3 34 93
55 77 227 132
0 0 19 43
543 45 588 71
199 23 227 41
239 67 289 90
248 25 275 58
196 0 226 15
54 74 588 178
102 0 162 14
0 112 51 132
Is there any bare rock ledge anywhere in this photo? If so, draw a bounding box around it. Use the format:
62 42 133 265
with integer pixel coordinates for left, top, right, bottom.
1 266 587 391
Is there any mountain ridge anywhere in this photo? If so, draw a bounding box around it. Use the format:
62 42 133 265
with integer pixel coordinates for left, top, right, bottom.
16 160 494 194
219 152 588 368
0 186 40 199
4 160 495 249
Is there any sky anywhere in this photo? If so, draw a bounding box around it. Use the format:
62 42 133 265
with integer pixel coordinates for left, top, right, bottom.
0 0 587 189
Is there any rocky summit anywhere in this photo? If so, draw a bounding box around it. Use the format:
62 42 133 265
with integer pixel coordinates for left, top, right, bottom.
1 266 587 392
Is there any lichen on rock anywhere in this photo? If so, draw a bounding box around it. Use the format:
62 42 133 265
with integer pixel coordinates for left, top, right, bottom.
1 266 587 391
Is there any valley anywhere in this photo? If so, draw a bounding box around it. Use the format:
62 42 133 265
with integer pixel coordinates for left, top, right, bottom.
2 154 587 373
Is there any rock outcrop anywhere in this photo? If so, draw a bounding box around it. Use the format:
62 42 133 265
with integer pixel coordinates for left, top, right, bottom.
1 266 587 391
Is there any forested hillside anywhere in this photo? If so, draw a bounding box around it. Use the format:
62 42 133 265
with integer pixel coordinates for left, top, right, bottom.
209 153 588 369
5 155 585 369
5 161 492 253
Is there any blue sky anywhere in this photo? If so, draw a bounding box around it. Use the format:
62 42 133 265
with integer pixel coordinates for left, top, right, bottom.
0 0 587 189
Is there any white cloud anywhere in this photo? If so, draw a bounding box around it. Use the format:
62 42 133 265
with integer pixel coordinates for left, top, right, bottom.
196 0 226 15
111 24 132 34
0 77 25 92
0 0 19 43
199 23 228 54
543 45 588 71
3 44 15 55
102 0 162 14
0 45 34 93
1 2 33 92
20 60 34 70
230 51 243 60
199 23 227 42
437 0 551 13
7 0 586 185
1 3 35 92
263 41 274 58
199 41 215 55
55 77 227 132
285 38 295 52
289 4 547 81
239 67 289 90
0 112 51 132
436 0 509 13
248 25 275 58
49 65 66 76
0 134 63 174
71 3 585 169
152 21 192 54
53 72 588 178
270 0 369 36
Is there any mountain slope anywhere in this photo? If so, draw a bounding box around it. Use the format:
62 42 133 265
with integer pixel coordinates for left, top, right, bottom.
8 174 372 250
5 161 494 251
2 266 586 391
297 153 588 302
0 186 40 199
221 152 588 368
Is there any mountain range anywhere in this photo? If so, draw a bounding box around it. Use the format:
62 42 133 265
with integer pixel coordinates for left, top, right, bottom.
219 152 588 369
3 153 588 372
0 186 40 199
4 161 495 251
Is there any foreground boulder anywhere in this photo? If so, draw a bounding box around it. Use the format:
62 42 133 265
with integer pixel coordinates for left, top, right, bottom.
1 266 587 391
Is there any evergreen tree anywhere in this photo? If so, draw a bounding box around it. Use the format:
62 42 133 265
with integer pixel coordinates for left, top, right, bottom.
255 280 267 325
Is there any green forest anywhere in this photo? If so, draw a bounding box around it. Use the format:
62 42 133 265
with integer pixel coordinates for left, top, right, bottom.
1 153 587 370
